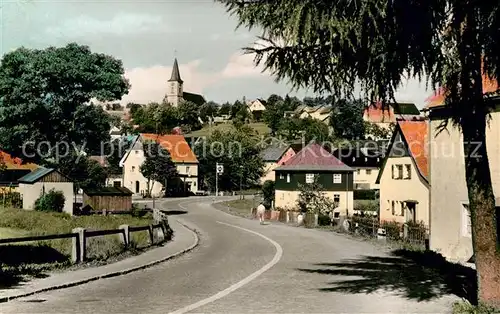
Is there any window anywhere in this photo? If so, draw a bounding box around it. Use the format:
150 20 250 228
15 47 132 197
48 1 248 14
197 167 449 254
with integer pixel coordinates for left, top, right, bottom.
462 204 472 237
400 202 405 216
391 165 395 178
279 173 284 180
333 174 342 184
395 164 403 179
170 84 174 94
352 157 356 162
404 164 412 179
391 201 395 215
113 181 121 188
305 173 315 183
356 169 361 175
131 166 135 172
334 194 340 203
286 174 290 183
366 169 372 175
135 150 139 154
186 166 190 174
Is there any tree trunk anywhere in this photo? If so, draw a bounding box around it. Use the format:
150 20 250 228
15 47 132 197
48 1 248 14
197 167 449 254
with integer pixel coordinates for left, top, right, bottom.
462 118 500 307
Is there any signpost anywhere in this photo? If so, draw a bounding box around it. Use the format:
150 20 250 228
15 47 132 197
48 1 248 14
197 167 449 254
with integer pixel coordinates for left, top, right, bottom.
216 163 223 198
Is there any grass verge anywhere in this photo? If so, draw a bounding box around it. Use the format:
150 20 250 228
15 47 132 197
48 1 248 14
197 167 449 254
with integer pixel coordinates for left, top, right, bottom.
453 301 500 314
218 199 256 218
0 207 156 288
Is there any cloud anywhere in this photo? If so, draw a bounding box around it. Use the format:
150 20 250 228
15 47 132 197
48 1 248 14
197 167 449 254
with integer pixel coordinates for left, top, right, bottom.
45 13 166 38
120 60 220 105
220 40 269 78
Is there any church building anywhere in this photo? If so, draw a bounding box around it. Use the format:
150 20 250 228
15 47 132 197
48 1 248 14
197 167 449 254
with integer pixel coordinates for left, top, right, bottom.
164 58 206 107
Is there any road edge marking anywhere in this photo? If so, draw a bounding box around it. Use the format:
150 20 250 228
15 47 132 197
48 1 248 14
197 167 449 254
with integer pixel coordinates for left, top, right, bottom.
168 220 283 314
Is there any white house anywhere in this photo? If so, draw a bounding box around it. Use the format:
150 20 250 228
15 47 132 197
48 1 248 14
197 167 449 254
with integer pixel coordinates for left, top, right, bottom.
18 168 75 215
247 99 267 120
376 121 430 226
119 133 199 197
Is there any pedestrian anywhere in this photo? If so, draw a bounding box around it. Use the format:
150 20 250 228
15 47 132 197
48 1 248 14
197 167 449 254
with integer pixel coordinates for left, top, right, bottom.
256 202 266 224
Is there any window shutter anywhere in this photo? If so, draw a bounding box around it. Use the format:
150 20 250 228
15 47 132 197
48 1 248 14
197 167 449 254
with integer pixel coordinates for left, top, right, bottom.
391 165 395 178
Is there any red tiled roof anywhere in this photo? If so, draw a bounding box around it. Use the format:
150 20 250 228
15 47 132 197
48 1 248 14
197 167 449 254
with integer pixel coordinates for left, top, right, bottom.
0 151 38 170
425 75 499 109
398 121 428 179
363 102 396 123
140 133 198 163
275 143 352 171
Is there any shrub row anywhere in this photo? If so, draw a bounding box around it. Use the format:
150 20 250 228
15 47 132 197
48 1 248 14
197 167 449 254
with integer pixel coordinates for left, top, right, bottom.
353 189 378 200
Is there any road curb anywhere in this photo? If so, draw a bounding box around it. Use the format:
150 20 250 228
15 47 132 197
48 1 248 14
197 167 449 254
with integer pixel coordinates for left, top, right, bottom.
0 220 200 303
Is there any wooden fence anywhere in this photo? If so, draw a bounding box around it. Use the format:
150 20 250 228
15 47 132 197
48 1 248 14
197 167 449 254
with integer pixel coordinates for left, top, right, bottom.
349 216 429 249
0 209 172 263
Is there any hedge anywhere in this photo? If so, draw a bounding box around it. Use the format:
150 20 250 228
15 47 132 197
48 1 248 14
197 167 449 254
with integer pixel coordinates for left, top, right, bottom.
353 189 378 200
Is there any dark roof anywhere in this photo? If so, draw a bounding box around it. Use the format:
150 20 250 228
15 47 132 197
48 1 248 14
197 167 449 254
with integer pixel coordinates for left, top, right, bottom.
393 103 420 115
83 187 133 196
18 167 63 184
183 92 206 106
275 143 353 172
168 58 183 83
331 148 382 168
260 145 289 162
0 169 31 185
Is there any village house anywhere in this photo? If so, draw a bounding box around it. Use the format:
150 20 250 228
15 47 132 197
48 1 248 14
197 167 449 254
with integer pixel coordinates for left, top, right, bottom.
376 121 429 225
331 144 384 190
0 150 38 192
18 167 74 215
364 102 423 130
247 99 267 121
424 77 500 263
119 133 199 197
259 142 300 184
274 143 354 216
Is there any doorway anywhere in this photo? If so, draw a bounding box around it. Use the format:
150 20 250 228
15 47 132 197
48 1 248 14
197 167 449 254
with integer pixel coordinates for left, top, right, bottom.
135 181 140 193
406 202 417 222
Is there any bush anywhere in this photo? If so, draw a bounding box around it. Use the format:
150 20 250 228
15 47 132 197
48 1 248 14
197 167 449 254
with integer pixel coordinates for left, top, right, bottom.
318 213 331 226
0 192 22 208
131 203 148 217
353 189 378 200
354 200 379 212
34 189 65 212
381 221 402 240
453 301 500 314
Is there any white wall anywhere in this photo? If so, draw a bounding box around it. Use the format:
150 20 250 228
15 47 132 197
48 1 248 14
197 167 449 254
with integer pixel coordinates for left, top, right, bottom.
353 168 380 189
429 110 500 262
20 182 74 215
379 156 429 225
275 190 354 215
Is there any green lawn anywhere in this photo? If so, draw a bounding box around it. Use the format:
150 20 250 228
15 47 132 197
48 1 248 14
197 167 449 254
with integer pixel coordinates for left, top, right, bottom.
187 122 271 137
0 208 154 263
219 199 256 218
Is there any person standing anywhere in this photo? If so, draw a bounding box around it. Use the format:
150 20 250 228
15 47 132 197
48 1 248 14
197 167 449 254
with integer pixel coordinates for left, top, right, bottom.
256 203 266 224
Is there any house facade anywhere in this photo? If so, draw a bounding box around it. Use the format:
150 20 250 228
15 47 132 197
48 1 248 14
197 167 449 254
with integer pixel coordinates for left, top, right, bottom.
363 102 423 130
274 143 354 216
119 133 199 197
247 99 266 121
331 146 383 190
260 144 297 184
0 150 38 192
18 168 74 215
425 79 500 262
376 121 430 225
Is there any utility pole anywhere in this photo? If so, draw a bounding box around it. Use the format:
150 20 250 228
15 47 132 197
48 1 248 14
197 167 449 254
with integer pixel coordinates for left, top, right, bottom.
216 163 223 199
239 165 243 200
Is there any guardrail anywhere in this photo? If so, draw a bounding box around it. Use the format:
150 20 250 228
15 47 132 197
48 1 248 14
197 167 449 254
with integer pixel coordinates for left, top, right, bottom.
0 208 172 263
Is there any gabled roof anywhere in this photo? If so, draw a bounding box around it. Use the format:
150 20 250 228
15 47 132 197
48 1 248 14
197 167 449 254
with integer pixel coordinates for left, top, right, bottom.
424 75 499 110
183 92 205 106
168 58 183 83
0 150 39 170
18 167 71 184
364 102 421 123
120 134 198 165
375 121 429 184
274 143 353 172
260 145 290 162
83 186 133 196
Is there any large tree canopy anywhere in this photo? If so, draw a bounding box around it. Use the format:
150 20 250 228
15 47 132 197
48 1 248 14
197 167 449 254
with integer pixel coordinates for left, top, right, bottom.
218 0 500 307
329 99 366 140
0 43 130 162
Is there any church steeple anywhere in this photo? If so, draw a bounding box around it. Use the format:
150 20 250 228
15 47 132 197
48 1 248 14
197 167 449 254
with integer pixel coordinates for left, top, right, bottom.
168 58 183 83
166 58 184 107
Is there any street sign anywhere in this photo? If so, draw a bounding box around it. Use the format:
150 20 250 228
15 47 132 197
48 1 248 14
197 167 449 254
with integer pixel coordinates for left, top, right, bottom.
216 164 224 174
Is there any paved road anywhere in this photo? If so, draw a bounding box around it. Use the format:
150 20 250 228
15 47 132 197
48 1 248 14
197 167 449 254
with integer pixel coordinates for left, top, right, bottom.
0 198 459 313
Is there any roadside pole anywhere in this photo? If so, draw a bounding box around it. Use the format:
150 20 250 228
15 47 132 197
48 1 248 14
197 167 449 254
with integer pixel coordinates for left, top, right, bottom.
216 163 223 200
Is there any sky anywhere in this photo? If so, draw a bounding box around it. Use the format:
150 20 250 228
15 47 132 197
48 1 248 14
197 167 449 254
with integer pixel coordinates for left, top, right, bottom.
1 0 433 108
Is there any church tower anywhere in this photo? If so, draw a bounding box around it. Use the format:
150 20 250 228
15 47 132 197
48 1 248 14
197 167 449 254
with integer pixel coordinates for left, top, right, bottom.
166 58 183 107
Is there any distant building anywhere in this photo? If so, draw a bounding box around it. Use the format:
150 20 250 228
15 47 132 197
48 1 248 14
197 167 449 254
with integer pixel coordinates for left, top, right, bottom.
247 99 267 121
274 143 354 216
164 58 206 107
363 102 423 129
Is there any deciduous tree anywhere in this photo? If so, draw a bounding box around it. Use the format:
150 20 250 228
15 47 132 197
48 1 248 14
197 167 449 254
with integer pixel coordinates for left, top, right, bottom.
140 141 178 197
0 43 129 162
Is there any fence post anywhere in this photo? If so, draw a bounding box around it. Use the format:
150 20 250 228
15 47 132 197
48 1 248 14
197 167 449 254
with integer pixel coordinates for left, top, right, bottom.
119 224 130 248
148 224 154 245
102 208 107 216
72 227 86 263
